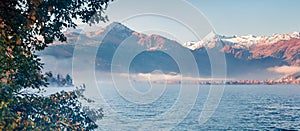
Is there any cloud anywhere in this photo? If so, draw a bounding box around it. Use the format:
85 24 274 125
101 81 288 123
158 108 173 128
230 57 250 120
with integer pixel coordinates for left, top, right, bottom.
119 73 229 82
267 66 300 75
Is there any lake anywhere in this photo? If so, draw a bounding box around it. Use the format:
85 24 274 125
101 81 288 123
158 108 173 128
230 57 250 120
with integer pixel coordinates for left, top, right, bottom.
50 84 300 130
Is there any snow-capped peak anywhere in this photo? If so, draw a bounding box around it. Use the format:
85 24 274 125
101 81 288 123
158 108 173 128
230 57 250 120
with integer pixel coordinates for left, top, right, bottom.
184 32 300 50
184 32 220 50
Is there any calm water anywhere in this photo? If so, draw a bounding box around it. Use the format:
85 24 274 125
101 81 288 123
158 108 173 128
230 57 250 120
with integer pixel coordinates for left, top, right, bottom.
67 83 300 130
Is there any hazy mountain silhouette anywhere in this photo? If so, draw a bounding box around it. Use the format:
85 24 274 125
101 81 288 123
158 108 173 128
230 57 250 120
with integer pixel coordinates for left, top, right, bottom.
41 22 300 79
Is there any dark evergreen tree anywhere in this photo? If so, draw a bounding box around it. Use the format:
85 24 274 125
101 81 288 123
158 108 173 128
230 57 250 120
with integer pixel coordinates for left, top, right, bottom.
65 74 73 86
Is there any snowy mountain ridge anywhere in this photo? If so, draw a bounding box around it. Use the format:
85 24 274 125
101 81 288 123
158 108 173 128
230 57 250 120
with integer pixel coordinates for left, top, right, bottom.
184 32 300 50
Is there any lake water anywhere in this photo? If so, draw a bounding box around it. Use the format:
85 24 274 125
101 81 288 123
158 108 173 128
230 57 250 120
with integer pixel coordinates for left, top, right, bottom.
51 84 300 130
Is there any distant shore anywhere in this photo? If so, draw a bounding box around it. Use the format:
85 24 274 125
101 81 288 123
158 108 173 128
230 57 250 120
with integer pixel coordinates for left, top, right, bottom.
135 79 300 85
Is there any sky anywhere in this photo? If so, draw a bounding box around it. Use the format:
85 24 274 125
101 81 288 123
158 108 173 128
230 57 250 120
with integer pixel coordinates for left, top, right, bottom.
189 0 300 36
76 0 300 42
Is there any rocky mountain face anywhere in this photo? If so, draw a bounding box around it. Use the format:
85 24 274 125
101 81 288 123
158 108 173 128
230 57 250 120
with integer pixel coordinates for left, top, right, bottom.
250 38 300 66
185 32 300 66
41 22 300 79
42 22 185 74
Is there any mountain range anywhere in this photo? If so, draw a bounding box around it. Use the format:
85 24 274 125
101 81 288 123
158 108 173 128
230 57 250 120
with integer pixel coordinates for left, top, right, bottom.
41 22 300 80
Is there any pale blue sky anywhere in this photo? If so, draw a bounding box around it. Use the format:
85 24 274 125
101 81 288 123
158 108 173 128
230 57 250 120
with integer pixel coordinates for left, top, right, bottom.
188 0 300 36
77 0 300 42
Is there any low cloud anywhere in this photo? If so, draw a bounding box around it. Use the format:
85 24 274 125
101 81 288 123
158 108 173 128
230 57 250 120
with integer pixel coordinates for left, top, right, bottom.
120 73 229 82
267 66 300 75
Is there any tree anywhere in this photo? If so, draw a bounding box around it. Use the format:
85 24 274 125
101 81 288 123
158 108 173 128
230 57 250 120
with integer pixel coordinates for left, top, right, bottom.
0 0 112 130
65 74 73 86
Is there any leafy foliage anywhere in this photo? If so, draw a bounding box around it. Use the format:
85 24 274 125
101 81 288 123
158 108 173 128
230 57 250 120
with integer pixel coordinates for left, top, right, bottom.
1 86 102 130
0 0 112 130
